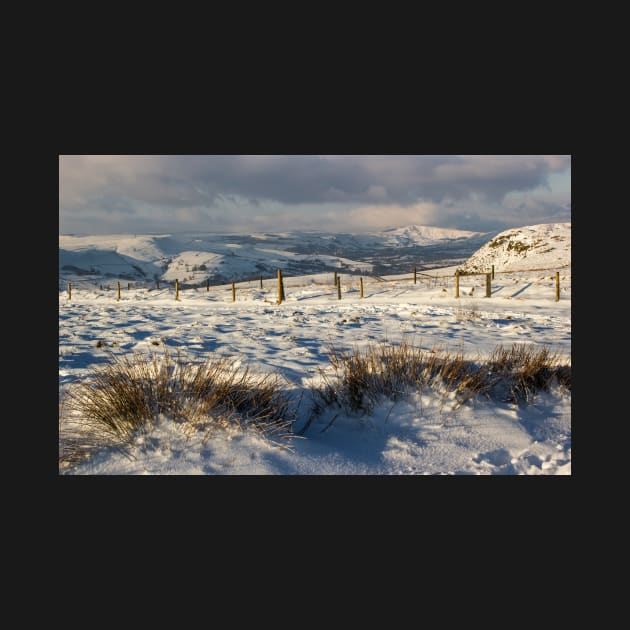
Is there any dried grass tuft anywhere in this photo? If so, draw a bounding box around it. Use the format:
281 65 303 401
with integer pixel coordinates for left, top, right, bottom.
312 340 570 420
59 348 295 471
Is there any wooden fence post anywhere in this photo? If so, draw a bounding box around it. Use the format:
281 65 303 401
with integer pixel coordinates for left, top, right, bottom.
555 272 560 302
206 279 209 292
337 276 341 300
128 282 131 290
360 277 364 298
232 281 236 302
277 269 284 304
414 267 417 284
333 271 337 287
156 279 160 290
455 271 460 298
67 282 71 300
117 281 121 301
175 279 179 301
491 264 495 280
260 275 263 289
485 273 491 298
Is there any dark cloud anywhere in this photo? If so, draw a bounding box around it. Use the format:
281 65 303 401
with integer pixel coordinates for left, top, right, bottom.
62 155 569 208
161 155 373 205
59 155 570 234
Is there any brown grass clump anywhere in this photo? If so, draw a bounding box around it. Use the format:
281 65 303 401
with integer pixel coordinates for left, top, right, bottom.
314 339 489 416
455 303 481 321
312 340 570 420
59 348 294 471
486 344 570 403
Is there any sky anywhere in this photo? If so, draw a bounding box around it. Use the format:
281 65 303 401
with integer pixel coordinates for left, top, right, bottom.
59 155 571 235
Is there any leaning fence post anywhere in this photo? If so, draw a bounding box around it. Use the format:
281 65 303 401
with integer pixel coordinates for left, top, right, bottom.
486 273 491 298
67 282 71 300
232 281 236 302
555 272 560 302
360 277 364 298
175 279 179 301
337 276 341 300
455 271 460 298
414 266 417 284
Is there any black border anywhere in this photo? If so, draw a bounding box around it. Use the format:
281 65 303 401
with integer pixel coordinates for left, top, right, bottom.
48 94 575 541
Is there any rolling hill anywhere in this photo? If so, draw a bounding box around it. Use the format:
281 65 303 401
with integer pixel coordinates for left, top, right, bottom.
59 225 493 288
459 223 571 273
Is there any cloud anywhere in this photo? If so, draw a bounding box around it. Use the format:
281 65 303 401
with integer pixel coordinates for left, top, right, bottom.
61 155 570 208
346 202 439 230
59 155 570 234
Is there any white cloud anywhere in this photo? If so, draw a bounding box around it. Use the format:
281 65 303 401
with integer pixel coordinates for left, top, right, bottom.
345 202 439 231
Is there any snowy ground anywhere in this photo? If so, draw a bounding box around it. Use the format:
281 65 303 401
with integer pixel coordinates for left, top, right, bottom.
59 268 571 475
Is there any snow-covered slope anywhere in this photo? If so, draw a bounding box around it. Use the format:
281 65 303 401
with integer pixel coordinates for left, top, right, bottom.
59 233 374 287
380 225 485 247
59 225 494 287
460 223 571 273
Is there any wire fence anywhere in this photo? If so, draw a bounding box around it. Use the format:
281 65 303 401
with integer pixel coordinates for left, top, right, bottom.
60 264 571 304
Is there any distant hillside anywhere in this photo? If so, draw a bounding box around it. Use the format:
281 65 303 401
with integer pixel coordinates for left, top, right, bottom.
380 224 485 247
460 223 571 273
59 225 495 288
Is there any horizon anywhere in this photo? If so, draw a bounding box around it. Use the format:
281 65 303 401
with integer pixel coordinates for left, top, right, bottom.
58 220 570 238
59 155 571 235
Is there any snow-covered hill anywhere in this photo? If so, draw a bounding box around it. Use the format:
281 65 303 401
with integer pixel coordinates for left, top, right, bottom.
59 225 494 288
460 223 571 273
381 224 485 247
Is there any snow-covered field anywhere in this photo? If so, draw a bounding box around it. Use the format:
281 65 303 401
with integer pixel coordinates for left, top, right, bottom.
59 265 571 475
